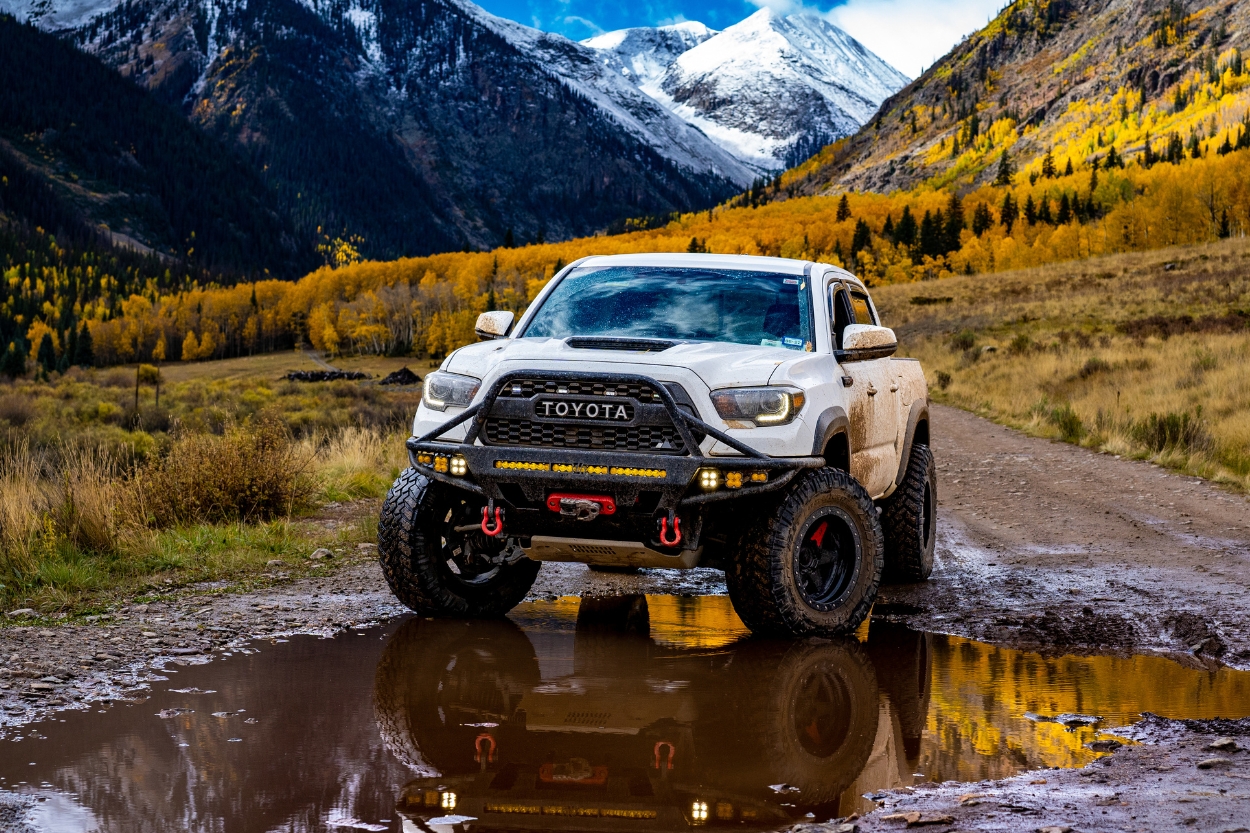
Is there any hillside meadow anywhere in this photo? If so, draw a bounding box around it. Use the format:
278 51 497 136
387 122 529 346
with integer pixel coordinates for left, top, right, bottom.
876 237 1250 491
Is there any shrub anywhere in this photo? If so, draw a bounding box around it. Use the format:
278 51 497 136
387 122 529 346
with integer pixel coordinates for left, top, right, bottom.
0 394 34 426
936 370 952 390
1048 404 1084 442
133 416 315 527
1132 411 1213 454
1007 333 1033 355
1078 357 1111 379
949 330 977 351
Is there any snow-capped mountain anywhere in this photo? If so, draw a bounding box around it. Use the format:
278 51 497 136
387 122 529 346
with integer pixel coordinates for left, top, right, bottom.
585 8 909 172
582 21 717 89
0 0 751 256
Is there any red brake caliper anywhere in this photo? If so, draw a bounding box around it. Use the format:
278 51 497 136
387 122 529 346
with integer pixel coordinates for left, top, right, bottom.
809 521 828 548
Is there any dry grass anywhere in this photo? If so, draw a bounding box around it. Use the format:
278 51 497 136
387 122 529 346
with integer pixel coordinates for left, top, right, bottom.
0 421 402 614
875 237 1250 490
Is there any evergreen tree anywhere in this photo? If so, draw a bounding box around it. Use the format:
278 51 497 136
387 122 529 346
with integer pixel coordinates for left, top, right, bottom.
1037 197 1054 224
836 194 852 222
1105 145 1123 169
881 214 895 241
0 341 25 378
74 323 94 367
994 150 1015 186
971 202 993 236
502 228 515 248
1000 193 1019 234
894 206 918 248
1024 194 1038 225
1041 149 1057 178
1142 131 1156 167
943 193 964 252
36 332 56 374
1063 158 1074 177
1188 131 1202 159
850 219 872 261
1219 209 1232 239
1056 193 1072 224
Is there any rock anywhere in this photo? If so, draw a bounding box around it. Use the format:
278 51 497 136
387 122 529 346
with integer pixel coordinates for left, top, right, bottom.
142 631 158 638
309 548 333 560
284 370 369 382
6 608 36 618
835 825 856 833
356 542 377 550
881 813 952 827
1208 737 1239 752
266 560 284 567
1055 713 1102 728
380 366 422 386
1085 739 1123 752
168 648 201 656
29 682 55 691
157 708 194 718
1038 827 1073 833
1197 757 1232 769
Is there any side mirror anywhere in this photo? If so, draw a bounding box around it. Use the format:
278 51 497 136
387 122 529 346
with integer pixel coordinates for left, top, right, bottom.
475 310 514 341
838 324 897 362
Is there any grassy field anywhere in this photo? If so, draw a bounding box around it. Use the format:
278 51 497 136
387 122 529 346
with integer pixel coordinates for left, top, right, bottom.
875 237 1250 491
0 353 424 617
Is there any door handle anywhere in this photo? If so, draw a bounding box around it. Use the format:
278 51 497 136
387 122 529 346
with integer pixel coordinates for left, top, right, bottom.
890 383 899 393
866 384 878 396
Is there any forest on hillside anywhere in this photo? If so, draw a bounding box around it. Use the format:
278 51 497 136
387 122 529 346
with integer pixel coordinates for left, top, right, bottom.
5 2 1250 370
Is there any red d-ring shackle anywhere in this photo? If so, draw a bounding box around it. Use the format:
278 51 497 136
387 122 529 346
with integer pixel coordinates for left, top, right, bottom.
653 741 676 770
658 515 682 547
481 505 504 536
475 733 497 763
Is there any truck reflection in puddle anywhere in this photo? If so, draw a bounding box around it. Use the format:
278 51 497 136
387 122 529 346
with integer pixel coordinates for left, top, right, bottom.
375 596 930 830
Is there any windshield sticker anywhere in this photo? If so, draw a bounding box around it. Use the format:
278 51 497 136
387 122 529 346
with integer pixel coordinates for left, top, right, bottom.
783 279 799 285
783 337 803 347
760 338 783 347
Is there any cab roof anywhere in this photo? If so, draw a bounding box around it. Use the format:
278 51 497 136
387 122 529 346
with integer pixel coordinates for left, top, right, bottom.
572 253 865 287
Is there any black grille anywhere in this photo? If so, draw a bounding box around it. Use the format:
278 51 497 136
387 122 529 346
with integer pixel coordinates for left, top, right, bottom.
496 378 663 403
482 419 687 454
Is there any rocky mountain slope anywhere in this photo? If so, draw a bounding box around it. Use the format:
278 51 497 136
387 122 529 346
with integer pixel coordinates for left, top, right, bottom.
786 0 1250 196
585 9 909 172
1 0 751 258
0 13 308 278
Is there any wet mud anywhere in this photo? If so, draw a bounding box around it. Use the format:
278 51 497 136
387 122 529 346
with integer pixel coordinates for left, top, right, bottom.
2 595 1250 832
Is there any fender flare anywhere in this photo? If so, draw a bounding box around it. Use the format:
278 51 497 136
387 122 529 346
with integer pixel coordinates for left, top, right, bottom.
893 399 931 488
811 406 850 462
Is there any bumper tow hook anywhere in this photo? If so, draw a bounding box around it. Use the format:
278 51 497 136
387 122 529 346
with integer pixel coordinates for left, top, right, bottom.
481 501 505 537
658 513 682 547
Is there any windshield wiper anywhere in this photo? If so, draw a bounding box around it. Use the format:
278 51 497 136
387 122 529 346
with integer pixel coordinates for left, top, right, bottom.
565 337 680 352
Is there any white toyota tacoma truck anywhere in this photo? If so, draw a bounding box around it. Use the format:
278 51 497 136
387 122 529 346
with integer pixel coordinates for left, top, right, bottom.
379 253 934 637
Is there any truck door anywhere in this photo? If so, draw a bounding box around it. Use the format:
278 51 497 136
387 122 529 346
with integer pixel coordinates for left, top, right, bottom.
830 284 901 498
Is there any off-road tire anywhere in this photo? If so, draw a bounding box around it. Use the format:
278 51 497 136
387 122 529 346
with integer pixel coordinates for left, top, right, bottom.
881 443 936 584
727 467 884 638
378 468 540 617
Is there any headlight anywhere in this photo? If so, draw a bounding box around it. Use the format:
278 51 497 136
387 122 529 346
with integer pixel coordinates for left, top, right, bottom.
710 387 805 426
422 371 481 411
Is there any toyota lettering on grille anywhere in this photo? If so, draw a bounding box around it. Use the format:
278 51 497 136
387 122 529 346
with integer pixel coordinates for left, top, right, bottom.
535 399 634 421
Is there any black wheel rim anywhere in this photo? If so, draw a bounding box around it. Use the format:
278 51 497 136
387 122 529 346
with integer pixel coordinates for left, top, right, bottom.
438 499 505 587
793 508 859 610
791 666 853 758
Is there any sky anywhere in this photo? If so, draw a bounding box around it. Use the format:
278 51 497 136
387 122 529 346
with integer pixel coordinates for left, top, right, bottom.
472 0 1007 78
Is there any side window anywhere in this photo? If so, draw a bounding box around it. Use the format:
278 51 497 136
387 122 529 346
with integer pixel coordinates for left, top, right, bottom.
830 287 854 349
848 290 876 325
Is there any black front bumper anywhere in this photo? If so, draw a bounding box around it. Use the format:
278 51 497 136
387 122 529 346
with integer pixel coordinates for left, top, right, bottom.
406 371 824 544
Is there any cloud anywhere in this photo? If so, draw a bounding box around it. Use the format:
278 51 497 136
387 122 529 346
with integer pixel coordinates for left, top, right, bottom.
825 0 1007 79
745 0 808 13
562 14 606 36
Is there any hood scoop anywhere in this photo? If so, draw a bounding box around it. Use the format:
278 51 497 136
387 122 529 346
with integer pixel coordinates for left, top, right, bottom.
565 337 679 352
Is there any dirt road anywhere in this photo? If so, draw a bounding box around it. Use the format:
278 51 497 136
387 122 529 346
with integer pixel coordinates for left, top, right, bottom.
878 404 1250 668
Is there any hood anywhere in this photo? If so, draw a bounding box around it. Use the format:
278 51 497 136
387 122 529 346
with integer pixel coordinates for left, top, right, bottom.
444 338 801 392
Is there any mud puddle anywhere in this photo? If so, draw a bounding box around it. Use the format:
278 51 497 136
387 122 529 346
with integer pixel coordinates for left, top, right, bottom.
2 596 1249 832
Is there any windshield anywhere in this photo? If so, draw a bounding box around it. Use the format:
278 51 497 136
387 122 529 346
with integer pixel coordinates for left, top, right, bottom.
521 266 814 350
